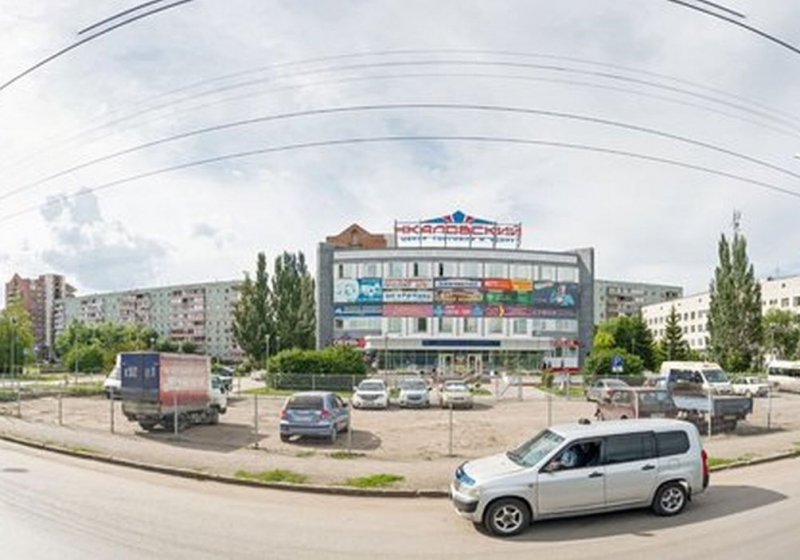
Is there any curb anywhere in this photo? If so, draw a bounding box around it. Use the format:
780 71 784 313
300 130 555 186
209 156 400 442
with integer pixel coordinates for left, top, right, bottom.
708 448 800 472
0 432 448 498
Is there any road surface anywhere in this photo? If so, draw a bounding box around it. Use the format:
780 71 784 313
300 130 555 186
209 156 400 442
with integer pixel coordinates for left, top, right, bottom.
1 440 797 559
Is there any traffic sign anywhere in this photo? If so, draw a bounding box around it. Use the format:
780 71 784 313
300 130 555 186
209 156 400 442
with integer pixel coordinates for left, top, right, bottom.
611 354 624 374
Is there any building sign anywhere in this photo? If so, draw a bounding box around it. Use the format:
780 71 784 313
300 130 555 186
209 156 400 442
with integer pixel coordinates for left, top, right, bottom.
334 278 383 303
484 290 533 305
333 337 367 348
383 277 433 290
383 290 434 303
334 304 383 317
433 277 482 290
433 304 484 317
484 278 532 291
530 308 577 318
484 305 534 318
383 304 434 317
435 288 484 304
531 282 580 309
395 210 522 248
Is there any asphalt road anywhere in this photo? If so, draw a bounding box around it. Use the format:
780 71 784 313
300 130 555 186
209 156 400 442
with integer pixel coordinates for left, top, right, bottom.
1 440 798 560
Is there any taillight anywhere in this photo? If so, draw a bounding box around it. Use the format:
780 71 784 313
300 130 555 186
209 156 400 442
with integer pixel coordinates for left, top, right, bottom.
320 409 331 419
280 409 288 419
701 449 709 476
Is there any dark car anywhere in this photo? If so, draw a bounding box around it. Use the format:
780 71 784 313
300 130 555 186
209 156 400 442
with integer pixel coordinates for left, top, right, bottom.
595 388 678 420
279 391 350 443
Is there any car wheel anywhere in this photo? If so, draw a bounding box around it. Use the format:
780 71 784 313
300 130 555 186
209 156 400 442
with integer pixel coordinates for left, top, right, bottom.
280 433 290 442
484 498 531 537
652 482 688 516
620 415 628 420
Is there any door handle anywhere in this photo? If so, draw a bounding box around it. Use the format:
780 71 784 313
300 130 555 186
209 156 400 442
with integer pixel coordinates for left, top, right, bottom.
588 471 604 478
642 464 656 471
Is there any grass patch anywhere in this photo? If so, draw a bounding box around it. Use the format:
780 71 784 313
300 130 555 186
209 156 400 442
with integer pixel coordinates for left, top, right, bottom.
60 444 99 455
66 382 104 397
295 450 316 458
470 387 493 396
329 451 364 460
707 457 736 468
341 473 404 488
234 469 308 484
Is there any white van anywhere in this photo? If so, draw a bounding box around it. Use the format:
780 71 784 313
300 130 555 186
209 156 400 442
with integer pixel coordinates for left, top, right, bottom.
450 419 708 537
658 361 733 394
766 360 800 393
103 355 122 399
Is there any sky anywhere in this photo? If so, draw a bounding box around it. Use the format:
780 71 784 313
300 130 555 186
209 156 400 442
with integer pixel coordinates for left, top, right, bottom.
1 0 800 302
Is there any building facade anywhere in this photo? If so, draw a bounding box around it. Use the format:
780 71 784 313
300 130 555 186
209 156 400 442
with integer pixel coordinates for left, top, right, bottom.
55 280 242 361
641 274 800 354
317 212 595 375
5 273 75 360
594 279 683 324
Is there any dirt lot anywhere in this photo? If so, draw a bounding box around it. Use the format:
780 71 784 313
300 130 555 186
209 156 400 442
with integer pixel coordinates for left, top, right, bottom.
2 387 800 489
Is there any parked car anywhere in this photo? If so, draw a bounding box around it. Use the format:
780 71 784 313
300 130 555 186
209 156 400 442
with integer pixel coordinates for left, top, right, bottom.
398 378 430 408
595 388 678 420
214 366 234 393
450 418 709 537
103 366 121 399
731 376 769 397
279 391 350 443
584 378 629 402
658 361 734 395
352 379 389 409
440 380 474 409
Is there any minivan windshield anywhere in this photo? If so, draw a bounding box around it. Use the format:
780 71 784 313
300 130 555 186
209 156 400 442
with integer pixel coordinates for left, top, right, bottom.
358 381 385 392
704 369 728 383
506 430 565 467
401 380 427 391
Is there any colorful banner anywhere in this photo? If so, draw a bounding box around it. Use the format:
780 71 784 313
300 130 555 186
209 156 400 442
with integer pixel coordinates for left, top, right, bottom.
383 304 434 317
383 277 433 290
435 288 484 304
394 210 522 248
484 290 533 305
530 307 578 318
532 281 580 309
334 277 383 303
433 304 484 317
484 305 534 318
433 278 482 289
483 278 512 291
334 304 383 317
383 290 434 303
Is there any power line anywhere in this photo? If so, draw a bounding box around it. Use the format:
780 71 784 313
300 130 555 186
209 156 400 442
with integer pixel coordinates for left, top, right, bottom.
4 102 799 204
690 0 746 19
2 134 798 224
0 0 195 94
78 0 172 35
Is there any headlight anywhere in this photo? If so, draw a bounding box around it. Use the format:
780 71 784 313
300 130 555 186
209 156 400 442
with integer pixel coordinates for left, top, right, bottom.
462 485 482 499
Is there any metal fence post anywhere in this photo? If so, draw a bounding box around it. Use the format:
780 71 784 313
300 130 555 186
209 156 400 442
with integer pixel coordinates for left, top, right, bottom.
448 403 454 457
58 390 63 426
312 374 316 391
517 374 523 401
547 392 552 427
253 394 260 449
110 395 115 434
707 390 713 438
16 383 21 418
173 393 179 440
767 385 773 431
347 414 353 454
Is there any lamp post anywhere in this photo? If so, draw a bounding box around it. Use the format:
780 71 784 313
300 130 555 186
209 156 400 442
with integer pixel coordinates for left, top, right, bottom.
10 316 16 383
383 333 389 373
265 334 270 388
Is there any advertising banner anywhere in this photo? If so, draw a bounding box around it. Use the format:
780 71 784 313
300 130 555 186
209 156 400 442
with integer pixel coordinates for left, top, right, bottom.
435 288 484 304
484 290 533 305
383 290 434 303
333 304 383 317
433 278 482 290
334 278 383 303
394 210 522 248
433 304 484 317
484 305 534 318
383 304 434 317
511 279 533 291
531 282 580 309
383 277 433 290
530 307 578 318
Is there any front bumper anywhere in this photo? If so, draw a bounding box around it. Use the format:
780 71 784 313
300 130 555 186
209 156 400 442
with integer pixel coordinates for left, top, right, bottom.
353 399 388 408
449 482 480 520
280 421 334 437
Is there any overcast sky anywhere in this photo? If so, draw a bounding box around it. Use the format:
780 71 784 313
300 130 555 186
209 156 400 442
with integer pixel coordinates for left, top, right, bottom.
1 0 799 302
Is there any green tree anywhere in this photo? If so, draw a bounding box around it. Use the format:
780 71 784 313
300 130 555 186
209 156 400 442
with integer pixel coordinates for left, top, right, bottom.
657 305 691 364
762 309 799 360
271 251 316 352
232 252 274 365
585 348 644 377
594 315 655 371
0 299 35 375
708 232 763 371
55 321 161 371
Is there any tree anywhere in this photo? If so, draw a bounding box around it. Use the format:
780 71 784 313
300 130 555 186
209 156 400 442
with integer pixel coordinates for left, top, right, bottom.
658 305 690 364
708 231 763 371
271 251 316 352
232 252 274 365
0 299 35 375
762 309 799 360
55 321 160 372
593 315 656 371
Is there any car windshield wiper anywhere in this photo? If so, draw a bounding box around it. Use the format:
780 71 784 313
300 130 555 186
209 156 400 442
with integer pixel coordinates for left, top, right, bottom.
506 450 524 465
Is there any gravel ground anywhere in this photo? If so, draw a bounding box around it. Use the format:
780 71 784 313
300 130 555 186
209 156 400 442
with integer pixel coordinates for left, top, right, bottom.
2 385 799 490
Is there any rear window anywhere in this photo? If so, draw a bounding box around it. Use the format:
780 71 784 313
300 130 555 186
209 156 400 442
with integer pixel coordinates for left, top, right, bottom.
605 433 656 464
656 431 690 457
286 396 324 410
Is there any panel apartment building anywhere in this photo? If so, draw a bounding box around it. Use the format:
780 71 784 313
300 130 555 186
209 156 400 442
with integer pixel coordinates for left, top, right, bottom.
594 279 683 325
55 280 242 361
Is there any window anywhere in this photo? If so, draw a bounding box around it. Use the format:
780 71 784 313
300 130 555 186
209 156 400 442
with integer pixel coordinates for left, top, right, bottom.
412 262 431 278
782 298 790 308
511 263 532 279
387 261 405 277
463 317 478 334
656 431 690 457
387 317 402 334
512 318 527 335
540 265 555 280
438 317 454 334
486 262 507 278
337 263 356 279
437 262 457 277
487 317 503 334
604 433 655 464
460 261 481 278
361 262 380 277
690 311 696 320
413 317 428 333
557 267 579 282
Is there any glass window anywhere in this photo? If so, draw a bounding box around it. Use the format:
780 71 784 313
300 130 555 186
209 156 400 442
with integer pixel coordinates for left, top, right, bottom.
557 267 579 282
412 262 431 278
656 431 690 457
512 318 527 335
487 317 503 334
605 433 656 464
387 317 402 333
782 298 790 308
361 262 380 277
539 265 556 281
438 317 454 334
412 317 428 333
511 263 532 279
486 262 507 278
437 262 458 277
337 263 356 279
460 261 481 278
387 261 405 277
463 317 478 334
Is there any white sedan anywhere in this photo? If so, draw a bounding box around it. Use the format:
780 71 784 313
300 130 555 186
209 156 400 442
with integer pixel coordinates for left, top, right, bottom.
351 379 389 409
731 376 769 397
440 380 474 409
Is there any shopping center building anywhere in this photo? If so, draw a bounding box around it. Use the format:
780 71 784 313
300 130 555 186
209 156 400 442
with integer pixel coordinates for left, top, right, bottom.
316 211 595 375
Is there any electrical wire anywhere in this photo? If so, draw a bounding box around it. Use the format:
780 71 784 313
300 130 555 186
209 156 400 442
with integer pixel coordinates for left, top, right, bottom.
78 0 172 35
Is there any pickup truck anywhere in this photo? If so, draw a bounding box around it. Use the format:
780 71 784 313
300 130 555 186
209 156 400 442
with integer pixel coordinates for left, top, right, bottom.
121 352 226 432
671 393 753 432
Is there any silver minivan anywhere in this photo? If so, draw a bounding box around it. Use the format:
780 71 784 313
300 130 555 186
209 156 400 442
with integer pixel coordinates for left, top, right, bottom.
450 419 709 537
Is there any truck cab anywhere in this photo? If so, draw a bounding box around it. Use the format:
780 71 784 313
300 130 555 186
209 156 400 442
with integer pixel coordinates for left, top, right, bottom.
658 361 733 395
